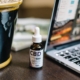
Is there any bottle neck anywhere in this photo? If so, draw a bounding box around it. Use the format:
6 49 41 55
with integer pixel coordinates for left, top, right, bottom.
33 42 42 44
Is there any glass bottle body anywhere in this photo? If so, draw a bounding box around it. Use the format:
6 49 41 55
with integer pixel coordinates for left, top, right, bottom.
29 43 43 69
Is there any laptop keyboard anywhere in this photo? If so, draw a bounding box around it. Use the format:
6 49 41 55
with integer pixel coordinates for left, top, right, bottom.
57 46 80 66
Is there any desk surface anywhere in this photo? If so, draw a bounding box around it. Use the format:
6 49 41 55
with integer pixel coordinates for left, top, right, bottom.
0 48 80 80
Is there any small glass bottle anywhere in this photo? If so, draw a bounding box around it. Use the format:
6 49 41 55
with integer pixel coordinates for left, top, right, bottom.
29 27 43 69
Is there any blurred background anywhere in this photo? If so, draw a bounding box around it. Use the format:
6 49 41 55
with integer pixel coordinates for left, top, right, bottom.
12 0 54 51
18 0 54 19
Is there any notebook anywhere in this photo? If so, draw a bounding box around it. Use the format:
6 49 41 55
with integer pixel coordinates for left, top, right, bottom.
45 0 80 73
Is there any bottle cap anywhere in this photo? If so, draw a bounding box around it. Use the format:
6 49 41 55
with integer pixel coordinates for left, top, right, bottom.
32 27 42 43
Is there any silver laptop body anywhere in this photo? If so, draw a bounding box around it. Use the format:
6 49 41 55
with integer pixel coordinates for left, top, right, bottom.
45 0 80 74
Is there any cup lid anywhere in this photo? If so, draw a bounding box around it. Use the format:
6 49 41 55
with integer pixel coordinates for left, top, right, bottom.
0 0 22 8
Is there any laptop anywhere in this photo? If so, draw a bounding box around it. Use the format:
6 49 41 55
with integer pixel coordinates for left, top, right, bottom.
45 0 80 74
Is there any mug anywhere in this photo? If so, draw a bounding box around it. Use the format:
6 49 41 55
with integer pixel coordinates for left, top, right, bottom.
0 0 22 68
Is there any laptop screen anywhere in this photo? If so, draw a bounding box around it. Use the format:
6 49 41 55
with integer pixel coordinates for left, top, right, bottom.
46 0 80 50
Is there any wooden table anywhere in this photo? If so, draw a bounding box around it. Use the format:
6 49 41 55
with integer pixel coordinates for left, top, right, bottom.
0 47 80 80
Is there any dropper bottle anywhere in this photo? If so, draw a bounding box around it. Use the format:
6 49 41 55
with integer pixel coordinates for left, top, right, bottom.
29 27 43 68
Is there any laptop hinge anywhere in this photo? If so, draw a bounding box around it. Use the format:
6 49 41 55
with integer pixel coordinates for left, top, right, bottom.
54 40 80 50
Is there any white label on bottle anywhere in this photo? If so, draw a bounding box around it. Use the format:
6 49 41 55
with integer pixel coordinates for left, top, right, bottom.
29 49 43 68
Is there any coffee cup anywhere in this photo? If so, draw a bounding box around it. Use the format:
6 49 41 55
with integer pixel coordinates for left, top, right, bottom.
0 0 22 68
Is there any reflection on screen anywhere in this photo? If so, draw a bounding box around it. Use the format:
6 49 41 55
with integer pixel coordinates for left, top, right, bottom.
49 0 80 46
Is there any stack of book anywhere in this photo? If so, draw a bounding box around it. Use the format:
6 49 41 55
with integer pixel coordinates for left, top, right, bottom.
11 18 50 51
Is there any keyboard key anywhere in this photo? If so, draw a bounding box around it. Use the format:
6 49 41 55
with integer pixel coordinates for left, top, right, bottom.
74 61 80 66
74 47 79 51
59 52 66 57
78 56 80 58
71 53 77 56
68 48 76 53
64 56 72 59
60 54 65 57
63 51 69 55
69 58 79 62
78 47 80 50
77 52 80 55
57 52 61 55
